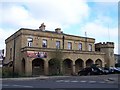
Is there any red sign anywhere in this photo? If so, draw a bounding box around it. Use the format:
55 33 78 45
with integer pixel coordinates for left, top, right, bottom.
27 51 47 58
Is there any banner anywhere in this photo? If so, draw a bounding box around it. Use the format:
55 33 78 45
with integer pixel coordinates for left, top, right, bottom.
27 51 47 58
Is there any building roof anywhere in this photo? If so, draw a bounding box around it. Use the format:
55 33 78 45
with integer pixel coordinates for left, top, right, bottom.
5 28 95 43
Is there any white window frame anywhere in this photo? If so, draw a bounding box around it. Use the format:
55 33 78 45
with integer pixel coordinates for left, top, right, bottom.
68 42 72 50
27 38 33 47
88 44 92 51
56 41 60 49
42 39 47 48
78 43 82 51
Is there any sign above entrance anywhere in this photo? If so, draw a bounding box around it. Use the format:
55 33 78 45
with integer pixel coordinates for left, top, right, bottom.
27 51 47 58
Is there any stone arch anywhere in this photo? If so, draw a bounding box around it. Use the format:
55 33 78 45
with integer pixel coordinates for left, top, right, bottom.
95 59 102 67
86 59 93 67
21 58 25 75
48 58 60 75
75 59 84 73
63 58 73 75
32 58 44 76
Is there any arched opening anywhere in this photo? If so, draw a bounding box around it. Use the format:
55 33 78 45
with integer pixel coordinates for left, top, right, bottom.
63 59 73 75
75 59 84 73
86 59 93 67
95 59 102 67
32 58 44 76
21 58 25 75
48 58 60 75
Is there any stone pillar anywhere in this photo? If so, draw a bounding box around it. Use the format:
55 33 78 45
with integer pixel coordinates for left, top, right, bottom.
60 61 63 74
44 60 48 75
72 61 76 75
25 58 32 76
93 60 95 65
102 59 105 67
84 61 86 68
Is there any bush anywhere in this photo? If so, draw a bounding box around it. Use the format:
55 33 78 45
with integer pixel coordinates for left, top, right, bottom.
2 67 13 78
2 67 19 78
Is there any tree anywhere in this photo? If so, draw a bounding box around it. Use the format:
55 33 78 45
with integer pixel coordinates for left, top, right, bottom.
49 49 63 75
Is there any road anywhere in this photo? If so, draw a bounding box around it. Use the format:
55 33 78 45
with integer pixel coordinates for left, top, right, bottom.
1 74 120 89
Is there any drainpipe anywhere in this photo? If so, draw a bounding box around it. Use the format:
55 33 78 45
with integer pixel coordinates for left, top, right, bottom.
13 34 16 78
62 36 65 49
85 32 87 51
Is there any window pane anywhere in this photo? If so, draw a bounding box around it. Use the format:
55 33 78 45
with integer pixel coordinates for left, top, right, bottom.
78 43 82 50
56 41 60 49
27 38 33 47
68 42 72 50
88 44 92 51
42 39 47 48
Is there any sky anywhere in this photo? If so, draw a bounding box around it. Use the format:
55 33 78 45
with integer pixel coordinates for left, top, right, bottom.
0 0 119 54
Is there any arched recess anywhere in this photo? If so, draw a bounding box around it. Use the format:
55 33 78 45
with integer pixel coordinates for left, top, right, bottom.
86 59 93 67
32 58 44 76
48 58 60 75
95 59 102 67
75 59 84 73
21 58 25 74
63 58 73 75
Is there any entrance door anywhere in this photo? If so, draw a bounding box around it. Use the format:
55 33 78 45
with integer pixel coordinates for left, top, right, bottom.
32 58 44 76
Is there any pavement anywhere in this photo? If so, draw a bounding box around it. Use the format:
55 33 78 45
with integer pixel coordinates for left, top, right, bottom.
0 74 119 82
0 76 71 81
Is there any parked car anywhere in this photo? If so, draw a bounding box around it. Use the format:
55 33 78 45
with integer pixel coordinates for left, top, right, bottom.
109 67 120 74
98 67 109 75
78 67 104 76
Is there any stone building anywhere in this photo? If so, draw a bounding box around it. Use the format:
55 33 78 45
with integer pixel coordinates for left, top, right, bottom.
5 23 115 76
114 54 120 65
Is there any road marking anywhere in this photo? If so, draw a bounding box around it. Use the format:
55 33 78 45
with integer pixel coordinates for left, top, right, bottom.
13 85 22 87
13 84 33 88
56 80 64 82
64 80 70 82
80 81 87 83
3 85 9 86
3 84 33 88
89 81 96 83
22 85 33 88
70 81 79 82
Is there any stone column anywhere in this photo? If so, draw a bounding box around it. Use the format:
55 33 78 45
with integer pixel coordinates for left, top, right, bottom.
60 61 63 74
25 58 32 76
102 59 105 67
72 61 76 75
44 60 48 75
93 60 95 65
84 61 86 68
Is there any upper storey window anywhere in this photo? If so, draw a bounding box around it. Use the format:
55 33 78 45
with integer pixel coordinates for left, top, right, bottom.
27 38 33 47
68 42 72 50
78 43 82 51
56 41 60 49
88 44 92 51
42 39 47 48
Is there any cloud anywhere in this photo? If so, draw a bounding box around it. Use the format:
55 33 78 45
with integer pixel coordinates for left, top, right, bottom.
0 28 15 49
80 18 118 54
0 0 90 49
1 0 90 29
0 1 118 54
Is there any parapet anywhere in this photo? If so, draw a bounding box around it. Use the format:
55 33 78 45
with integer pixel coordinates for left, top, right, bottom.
95 42 114 48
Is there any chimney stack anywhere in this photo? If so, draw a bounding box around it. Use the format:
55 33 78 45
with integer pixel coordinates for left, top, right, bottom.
39 23 46 31
55 28 63 33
